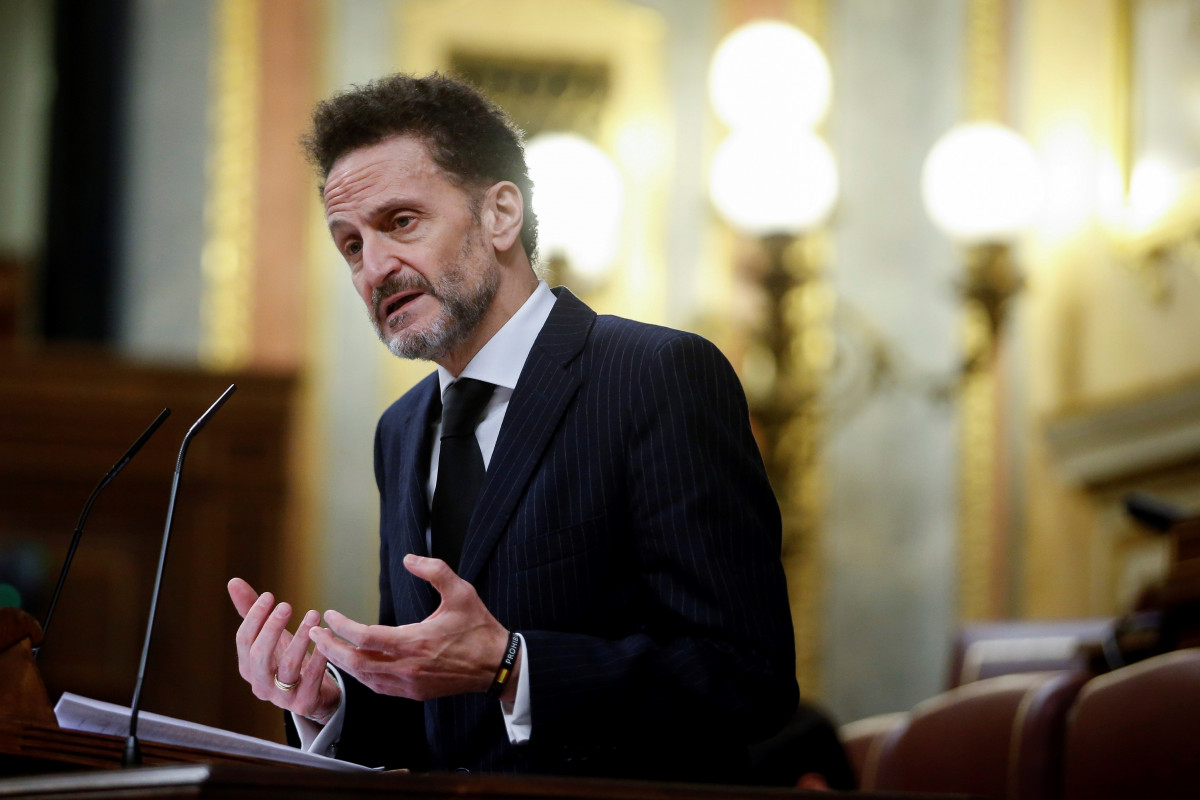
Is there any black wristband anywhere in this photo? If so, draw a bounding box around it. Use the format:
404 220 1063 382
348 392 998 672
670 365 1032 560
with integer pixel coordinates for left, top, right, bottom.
487 631 521 698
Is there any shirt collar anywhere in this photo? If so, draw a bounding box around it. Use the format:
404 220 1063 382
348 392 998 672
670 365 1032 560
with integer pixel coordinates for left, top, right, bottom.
436 280 557 398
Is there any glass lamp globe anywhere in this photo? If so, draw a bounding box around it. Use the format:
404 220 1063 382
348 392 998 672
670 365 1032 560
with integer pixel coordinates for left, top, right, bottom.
921 122 1044 243
709 128 838 236
1126 155 1183 232
526 132 624 281
709 20 832 131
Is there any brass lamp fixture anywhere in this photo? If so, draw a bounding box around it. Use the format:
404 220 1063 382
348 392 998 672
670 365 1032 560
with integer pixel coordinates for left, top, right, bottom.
921 121 1044 374
708 19 837 479
707 19 837 697
525 131 624 290
921 120 1044 620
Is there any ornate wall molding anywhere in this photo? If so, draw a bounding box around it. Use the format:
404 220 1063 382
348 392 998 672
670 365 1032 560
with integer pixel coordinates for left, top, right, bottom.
1044 375 1200 487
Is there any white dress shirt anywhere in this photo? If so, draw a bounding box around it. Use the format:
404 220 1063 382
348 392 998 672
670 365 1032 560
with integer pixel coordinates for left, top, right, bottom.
295 281 556 758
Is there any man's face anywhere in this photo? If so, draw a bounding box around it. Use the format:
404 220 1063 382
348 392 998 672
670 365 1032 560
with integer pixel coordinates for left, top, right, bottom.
324 135 499 363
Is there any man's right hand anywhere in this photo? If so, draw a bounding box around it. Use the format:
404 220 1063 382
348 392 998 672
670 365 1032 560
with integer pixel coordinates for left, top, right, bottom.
228 577 341 723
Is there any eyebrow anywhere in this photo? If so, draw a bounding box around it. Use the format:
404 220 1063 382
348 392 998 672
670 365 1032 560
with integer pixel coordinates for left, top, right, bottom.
327 197 421 233
326 217 354 236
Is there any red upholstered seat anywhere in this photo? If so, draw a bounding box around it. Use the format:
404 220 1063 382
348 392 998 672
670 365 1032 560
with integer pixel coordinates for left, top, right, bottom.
948 619 1113 687
839 711 905 790
1063 648 1200 800
871 670 1088 800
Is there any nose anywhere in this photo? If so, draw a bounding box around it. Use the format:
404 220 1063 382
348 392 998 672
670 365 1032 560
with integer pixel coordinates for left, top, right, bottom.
360 235 400 286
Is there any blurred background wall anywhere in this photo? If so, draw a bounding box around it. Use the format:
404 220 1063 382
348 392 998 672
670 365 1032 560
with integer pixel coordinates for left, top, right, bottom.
2 0 1199 742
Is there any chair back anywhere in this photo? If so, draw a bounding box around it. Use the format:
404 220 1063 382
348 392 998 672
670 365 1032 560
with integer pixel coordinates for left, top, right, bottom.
873 670 1088 800
1063 648 1200 800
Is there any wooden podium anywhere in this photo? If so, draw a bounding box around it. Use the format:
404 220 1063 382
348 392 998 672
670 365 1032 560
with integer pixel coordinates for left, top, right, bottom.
1 609 971 799
0 763 973 800
0 607 279 775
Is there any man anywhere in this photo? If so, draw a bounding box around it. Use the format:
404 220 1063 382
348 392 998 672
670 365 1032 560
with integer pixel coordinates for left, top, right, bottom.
229 73 797 783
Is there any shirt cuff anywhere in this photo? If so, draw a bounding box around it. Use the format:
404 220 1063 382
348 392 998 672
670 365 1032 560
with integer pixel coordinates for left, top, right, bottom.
291 666 347 756
499 633 531 744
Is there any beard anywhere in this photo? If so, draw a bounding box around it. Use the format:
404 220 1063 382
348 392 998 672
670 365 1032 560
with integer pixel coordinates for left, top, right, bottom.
369 234 500 362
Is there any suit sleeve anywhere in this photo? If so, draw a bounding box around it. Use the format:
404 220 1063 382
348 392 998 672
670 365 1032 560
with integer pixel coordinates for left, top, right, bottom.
520 332 798 761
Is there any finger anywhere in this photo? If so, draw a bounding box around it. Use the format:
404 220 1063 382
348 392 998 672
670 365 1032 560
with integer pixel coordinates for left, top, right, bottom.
310 623 392 674
248 600 293 667
295 646 332 715
310 625 359 675
234 590 275 653
300 639 329 685
227 577 259 618
276 609 319 686
321 609 372 646
323 610 411 655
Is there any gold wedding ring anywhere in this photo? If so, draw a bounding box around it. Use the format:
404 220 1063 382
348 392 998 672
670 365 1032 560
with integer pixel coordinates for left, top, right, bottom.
273 672 299 692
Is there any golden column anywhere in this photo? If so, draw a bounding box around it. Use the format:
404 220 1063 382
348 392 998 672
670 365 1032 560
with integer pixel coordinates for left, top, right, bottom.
200 0 260 370
752 234 834 700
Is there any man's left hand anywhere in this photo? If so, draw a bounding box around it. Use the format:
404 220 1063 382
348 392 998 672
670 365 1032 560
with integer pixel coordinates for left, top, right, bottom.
309 554 512 701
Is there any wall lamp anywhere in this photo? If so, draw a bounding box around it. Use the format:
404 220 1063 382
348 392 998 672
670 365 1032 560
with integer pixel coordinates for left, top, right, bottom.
706 20 838 482
526 131 624 291
706 18 838 698
921 121 1044 374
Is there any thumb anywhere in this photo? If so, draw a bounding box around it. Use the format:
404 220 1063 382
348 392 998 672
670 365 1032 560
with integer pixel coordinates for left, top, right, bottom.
227 577 259 618
403 553 459 593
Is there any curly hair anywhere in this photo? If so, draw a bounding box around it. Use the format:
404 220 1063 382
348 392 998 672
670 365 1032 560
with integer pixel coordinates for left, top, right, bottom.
304 72 538 262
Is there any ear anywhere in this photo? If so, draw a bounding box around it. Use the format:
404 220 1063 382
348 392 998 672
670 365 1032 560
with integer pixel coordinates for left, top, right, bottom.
483 181 524 255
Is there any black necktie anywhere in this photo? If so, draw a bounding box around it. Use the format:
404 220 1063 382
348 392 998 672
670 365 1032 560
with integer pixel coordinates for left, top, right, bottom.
430 378 495 572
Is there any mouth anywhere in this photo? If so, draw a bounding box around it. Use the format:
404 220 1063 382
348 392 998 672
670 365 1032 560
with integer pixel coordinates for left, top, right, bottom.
380 290 426 328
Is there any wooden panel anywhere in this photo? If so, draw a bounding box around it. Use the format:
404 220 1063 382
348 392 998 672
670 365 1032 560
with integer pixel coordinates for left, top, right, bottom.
0 759 969 800
0 720 285 775
0 350 297 743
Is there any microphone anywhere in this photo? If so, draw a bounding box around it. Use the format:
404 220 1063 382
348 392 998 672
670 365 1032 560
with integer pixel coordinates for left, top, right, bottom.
123 384 236 767
1124 491 1187 532
36 408 172 659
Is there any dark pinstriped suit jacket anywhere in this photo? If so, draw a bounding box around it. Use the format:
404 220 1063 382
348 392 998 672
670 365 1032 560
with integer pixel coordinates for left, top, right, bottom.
334 288 798 783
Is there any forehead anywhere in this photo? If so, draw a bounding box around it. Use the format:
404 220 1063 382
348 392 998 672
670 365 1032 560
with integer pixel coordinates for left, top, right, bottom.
322 135 456 216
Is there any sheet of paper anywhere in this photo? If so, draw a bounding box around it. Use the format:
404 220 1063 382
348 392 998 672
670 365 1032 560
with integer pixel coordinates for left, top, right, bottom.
53 692 372 773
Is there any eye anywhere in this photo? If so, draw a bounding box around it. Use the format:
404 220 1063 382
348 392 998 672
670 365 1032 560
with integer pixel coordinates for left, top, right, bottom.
393 215 414 230
345 240 362 256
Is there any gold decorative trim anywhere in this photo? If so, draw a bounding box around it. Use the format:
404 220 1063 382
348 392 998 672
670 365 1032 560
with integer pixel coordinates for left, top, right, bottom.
959 329 998 620
751 236 832 704
789 0 828 53
956 0 1010 621
966 0 1005 122
777 0 831 707
1113 0 1134 199
200 0 260 369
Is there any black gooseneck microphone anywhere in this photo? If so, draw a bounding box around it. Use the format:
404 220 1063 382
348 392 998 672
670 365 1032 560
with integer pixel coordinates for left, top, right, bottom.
36 408 172 660
123 384 236 767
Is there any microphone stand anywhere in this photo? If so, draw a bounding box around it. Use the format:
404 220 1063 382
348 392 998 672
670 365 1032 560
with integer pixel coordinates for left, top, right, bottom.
123 385 236 767
36 408 172 660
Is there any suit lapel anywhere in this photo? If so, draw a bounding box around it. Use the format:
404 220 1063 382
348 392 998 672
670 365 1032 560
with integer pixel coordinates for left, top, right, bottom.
457 289 595 585
395 375 441 615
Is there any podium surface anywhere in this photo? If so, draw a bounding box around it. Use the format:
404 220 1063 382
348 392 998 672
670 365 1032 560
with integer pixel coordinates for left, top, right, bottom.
0 763 976 800
0 709 975 799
